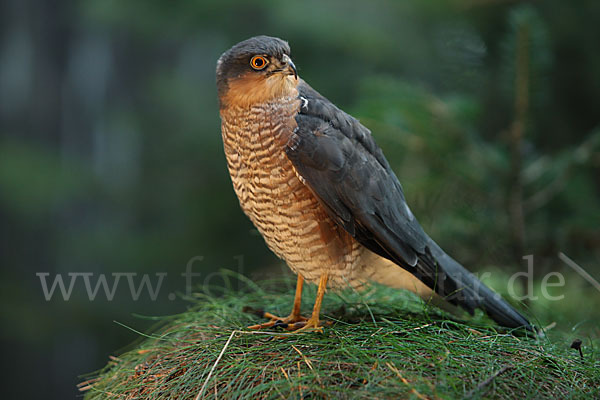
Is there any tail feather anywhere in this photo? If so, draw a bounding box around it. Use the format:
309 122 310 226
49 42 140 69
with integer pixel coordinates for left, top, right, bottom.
425 239 534 332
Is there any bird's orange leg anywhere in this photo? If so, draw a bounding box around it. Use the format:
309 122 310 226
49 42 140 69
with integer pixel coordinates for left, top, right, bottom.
246 275 308 330
287 272 329 333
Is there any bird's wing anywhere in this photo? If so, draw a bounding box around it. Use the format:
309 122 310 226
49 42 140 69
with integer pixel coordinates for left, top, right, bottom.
286 81 533 331
287 80 443 290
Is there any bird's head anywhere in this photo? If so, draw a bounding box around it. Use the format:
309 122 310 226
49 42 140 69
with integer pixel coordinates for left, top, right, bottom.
216 35 298 109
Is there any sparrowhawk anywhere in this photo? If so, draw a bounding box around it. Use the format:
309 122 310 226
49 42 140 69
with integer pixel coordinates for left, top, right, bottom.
216 35 533 333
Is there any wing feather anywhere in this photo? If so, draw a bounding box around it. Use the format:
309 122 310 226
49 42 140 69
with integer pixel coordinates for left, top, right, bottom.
283 80 533 331
287 82 431 271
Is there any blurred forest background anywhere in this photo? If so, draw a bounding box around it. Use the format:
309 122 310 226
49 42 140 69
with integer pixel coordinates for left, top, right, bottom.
1 0 599 398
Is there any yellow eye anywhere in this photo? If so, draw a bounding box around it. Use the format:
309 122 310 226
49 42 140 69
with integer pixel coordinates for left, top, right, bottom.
250 55 268 70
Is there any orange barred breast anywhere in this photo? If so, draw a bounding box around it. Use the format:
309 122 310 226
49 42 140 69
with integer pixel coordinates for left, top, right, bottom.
219 96 365 287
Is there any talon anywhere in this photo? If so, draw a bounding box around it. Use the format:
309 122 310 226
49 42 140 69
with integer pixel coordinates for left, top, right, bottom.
273 320 288 329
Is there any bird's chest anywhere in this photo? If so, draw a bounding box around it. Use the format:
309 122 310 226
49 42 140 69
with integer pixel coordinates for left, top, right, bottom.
220 100 356 281
220 99 305 214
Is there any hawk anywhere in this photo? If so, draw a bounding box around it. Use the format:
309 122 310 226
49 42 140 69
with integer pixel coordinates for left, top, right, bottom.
216 35 533 333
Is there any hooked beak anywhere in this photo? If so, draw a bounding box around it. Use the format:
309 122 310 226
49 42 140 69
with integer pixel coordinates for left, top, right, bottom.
282 54 297 80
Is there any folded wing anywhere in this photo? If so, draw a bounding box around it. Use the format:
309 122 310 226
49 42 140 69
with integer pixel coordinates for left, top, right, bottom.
285 81 533 330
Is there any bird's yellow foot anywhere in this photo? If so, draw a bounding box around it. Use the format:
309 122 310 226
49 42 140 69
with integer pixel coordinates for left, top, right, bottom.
243 273 330 333
286 316 327 334
243 307 308 331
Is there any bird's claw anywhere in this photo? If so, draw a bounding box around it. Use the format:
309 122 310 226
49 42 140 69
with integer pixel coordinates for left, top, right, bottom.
244 307 309 331
280 316 329 334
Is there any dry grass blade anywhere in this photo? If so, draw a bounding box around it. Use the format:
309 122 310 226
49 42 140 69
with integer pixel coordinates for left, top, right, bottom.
386 362 430 400
195 330 237 400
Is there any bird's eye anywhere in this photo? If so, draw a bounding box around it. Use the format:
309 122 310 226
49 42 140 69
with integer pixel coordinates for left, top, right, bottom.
250 55 269 70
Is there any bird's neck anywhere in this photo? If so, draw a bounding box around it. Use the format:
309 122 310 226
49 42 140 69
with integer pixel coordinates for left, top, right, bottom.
219 74 299 110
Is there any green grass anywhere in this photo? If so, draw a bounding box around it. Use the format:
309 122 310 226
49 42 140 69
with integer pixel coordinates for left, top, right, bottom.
80 275 599 399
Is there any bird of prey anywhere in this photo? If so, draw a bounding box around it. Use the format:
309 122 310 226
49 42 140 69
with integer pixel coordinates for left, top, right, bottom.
216 35 533 333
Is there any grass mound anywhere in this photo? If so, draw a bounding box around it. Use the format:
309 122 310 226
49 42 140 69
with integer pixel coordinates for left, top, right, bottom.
80 277 599 399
